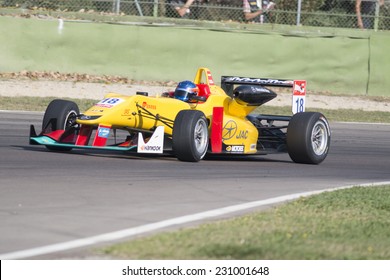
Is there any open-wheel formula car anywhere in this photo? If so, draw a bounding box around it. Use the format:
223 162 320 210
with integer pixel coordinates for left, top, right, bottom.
30 67 330 164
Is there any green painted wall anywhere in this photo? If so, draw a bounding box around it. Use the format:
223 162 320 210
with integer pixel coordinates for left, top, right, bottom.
0 16 389 96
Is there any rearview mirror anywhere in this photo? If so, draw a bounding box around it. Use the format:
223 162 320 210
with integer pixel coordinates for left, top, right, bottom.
190 95 207 102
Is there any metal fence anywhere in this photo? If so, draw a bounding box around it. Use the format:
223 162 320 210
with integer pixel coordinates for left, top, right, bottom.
2 0 390 30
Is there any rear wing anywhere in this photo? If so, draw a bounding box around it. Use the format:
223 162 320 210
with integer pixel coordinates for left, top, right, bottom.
221 76 294 95
221 76 307 114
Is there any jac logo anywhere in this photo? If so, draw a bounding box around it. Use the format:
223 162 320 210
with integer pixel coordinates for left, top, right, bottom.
142 102 156 110
236 130 248 139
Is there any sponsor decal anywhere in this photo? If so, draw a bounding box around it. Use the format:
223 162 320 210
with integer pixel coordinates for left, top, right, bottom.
292 80 306 114
97 127 110 138
236 130 248 139
139 145 162 152
226 145 244 153
293 80 306 96
122 109 132 116
222 120 237 140
142 102 157 110
250 144 257 150
225 77 293 86
95 104 113 108
320 116 331 137
95 97 124 108
206 70 215 85
251 86 270 93
137 126 164 154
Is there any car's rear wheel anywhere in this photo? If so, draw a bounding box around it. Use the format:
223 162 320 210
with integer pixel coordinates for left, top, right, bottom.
287 112 330 164
172 110 209 162
42 99 79 151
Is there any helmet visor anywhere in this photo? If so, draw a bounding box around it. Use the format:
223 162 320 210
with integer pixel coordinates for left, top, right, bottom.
174 89 191 101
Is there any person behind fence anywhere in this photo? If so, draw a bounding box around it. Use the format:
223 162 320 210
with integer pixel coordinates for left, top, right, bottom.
356 0 384 29
243 0 275 23
167 0 198 18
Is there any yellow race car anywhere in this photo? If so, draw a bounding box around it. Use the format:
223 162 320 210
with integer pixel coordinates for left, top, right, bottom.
30 67 330 164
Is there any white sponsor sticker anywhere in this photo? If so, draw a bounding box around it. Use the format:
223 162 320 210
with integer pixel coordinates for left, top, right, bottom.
292 80 306 114
137 126 164 154
95 97 124 108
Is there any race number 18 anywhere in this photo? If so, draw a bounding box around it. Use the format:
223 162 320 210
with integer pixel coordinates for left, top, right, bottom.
292 80 306 114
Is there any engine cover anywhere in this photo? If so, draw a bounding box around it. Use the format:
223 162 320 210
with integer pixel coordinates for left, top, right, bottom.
233 85 277 106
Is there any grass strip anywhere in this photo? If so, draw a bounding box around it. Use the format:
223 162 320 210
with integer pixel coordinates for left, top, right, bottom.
0 96 99 112
101 185 390 260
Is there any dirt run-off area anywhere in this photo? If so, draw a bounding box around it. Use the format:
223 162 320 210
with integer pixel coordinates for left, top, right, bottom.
1 71 389 112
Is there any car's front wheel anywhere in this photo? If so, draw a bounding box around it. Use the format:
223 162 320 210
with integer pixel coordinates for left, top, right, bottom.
42 99 79 151
172 110 209 162
287 112 330 164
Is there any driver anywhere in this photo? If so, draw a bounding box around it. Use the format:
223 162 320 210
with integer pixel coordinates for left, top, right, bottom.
173 80 199 102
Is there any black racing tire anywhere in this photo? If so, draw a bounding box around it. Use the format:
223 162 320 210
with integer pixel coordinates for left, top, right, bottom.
172 110 209 162
42 99 79 151
287 112 330 164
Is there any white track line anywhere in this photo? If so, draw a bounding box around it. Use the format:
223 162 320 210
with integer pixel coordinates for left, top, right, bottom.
1 181 390 260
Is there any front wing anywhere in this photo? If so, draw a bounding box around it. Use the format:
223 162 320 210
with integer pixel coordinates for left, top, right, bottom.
29 125 165 154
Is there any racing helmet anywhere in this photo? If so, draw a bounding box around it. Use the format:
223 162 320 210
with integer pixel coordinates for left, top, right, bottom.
174 80 198 102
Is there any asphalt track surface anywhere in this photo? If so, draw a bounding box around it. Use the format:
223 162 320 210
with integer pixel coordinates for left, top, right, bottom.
1 111 390 259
